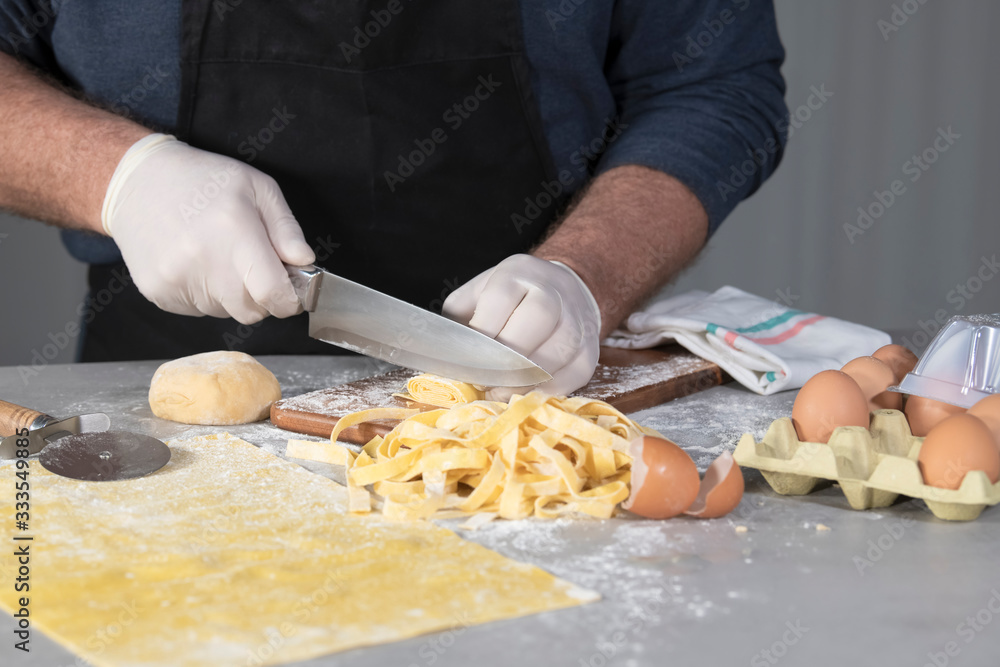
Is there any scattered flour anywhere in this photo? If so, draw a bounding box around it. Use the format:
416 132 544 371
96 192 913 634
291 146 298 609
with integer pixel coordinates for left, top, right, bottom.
583 354 714 398
631 385 795 468
7 358 803 664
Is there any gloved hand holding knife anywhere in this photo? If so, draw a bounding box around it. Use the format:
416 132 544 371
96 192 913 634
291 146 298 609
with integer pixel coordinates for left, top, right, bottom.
100 133 595 395
0 1 785 389
100 134 601 395
102 134 315 325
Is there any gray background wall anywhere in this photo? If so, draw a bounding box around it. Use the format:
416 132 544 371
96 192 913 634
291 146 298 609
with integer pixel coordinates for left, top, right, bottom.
2 0 998 367
664 0 1000 352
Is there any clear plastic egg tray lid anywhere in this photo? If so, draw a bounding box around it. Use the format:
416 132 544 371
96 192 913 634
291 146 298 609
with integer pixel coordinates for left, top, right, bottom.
733 409 1000 521
891 314 1000 409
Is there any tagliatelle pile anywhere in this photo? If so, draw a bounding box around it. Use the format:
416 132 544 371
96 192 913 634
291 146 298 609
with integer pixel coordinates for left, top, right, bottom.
294 391 660 524
395 373 485 407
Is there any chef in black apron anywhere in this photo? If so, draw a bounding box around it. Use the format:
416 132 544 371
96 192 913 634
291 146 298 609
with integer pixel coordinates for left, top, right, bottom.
97 0 559 347
89 0 607 395
0 1 789 395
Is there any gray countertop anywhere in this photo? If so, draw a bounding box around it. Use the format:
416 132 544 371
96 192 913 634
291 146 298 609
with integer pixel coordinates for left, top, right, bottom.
2 357 997 667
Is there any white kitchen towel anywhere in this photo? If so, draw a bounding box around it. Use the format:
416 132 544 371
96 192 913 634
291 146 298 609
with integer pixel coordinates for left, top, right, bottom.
603 286 891 395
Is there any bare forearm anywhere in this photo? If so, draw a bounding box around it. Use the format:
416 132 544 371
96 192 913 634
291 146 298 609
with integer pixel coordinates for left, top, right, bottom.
533 165 709 339
0 53 151 232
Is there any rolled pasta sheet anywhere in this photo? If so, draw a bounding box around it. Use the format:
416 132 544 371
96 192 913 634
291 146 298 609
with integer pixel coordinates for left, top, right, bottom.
306 391 663 523
403 373 485 408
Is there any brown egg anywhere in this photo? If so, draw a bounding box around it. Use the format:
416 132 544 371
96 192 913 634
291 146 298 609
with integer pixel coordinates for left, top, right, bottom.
904 395 966 437
623 436 700 519
871 344 919 382
968 395 1000 449
791 370 871 443
841 356 902 411
685 452 745 519
918 414 1000 490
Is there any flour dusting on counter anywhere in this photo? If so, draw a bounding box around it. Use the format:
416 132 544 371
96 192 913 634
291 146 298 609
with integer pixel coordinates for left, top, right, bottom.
632 384 795 468
583 353 713 395
446 513 754 664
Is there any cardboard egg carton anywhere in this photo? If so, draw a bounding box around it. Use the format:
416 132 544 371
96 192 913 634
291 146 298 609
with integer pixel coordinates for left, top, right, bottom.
733 409 1000 521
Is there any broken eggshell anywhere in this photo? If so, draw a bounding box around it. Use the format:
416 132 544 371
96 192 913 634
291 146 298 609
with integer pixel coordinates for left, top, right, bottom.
685 451 745 519
623 435 700 519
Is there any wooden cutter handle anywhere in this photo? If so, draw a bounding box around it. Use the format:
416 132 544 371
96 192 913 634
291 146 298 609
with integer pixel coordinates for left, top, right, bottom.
0 400 53 437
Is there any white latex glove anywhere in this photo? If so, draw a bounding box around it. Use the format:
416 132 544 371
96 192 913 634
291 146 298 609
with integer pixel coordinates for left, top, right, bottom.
102 134 315 324
443 254 602 399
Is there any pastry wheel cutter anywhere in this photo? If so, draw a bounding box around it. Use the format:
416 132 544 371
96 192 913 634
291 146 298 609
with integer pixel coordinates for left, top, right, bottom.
0 399 170 481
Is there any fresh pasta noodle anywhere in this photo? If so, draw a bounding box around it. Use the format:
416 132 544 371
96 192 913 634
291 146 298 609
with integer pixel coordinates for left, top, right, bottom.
397 373 485 407
294 391 661 523
287 438 356 466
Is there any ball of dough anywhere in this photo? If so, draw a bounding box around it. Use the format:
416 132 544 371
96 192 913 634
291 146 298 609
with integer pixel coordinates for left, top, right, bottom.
149 351 281 425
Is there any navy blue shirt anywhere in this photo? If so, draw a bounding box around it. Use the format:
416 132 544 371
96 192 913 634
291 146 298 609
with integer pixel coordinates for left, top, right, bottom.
1 0 788 264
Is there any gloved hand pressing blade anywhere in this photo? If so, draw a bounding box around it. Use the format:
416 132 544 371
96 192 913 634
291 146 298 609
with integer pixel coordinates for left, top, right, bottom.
101 134 315 324
443 254 602 400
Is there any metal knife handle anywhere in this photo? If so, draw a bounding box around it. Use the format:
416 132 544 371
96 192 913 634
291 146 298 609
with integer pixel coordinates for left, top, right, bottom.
0 400 55 437
286 264 323 312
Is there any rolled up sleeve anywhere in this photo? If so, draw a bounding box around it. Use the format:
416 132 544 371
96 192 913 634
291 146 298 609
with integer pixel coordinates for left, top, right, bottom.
598 0 788 234
0 1 61 72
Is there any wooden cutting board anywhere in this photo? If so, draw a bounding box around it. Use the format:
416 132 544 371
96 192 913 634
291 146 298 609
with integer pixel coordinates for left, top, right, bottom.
271 344 728 445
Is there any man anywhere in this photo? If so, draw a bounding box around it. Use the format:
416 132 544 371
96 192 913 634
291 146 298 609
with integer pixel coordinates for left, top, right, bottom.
0 0 787 396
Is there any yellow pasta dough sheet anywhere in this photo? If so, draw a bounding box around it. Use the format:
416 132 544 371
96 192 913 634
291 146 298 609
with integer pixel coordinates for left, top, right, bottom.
0 433 597 667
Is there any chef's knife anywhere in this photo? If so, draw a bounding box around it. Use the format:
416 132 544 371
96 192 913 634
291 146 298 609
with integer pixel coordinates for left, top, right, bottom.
286 265 551 387
0 400 111 459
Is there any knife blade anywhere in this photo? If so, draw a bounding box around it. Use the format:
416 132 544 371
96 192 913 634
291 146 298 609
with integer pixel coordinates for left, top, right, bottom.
287 265 552 387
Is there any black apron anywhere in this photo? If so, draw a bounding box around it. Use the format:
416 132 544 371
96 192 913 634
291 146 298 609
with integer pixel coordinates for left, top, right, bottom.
81 0 563 361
